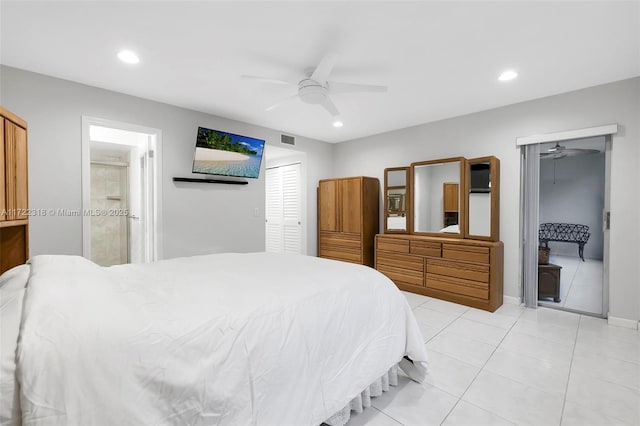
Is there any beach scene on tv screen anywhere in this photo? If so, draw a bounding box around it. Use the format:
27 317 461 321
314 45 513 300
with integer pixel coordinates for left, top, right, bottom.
193 128 264 178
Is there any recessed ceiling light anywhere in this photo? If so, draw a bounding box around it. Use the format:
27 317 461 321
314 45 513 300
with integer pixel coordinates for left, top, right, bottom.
333 120 343 128
117 50 140 64
498 70 518 81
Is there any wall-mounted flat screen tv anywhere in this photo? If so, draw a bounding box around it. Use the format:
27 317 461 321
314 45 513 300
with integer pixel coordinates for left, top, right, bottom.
192 127 265 179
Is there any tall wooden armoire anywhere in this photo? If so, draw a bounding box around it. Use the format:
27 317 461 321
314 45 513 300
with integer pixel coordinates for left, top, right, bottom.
0 107 29 275
318 176 379 266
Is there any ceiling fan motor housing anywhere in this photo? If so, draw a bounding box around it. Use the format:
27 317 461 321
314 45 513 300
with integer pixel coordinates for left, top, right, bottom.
298 79 327 104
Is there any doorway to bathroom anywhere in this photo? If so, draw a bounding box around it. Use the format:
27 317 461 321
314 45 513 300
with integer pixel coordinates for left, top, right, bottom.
81 117 162 266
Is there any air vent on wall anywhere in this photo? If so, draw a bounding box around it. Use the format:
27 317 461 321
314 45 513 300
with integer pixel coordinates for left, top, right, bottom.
281 134 295 146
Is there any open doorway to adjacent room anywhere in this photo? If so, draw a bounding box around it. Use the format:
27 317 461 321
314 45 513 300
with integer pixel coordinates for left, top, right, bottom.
82 117 162 266
263 145 306 255
519 125 615 319
537 137 606 315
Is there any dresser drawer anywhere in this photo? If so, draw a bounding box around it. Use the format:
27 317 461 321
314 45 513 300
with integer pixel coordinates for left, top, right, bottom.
320 232 362 250
426 258 489 283
320 247 362 263
377 264 423 286
377 237 409 254
442 244 490 264
426 273 489 300
410 240 441 257
376 252 424 272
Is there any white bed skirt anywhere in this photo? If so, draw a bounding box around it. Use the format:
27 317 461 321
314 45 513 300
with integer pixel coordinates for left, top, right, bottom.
323 364 399 426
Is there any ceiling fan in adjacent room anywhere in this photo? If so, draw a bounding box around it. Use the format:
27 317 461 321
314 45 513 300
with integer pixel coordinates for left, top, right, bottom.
539 142 600 159
241 52 388 117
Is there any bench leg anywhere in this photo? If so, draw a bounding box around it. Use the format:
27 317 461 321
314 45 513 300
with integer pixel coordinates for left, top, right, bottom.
578 244 585 261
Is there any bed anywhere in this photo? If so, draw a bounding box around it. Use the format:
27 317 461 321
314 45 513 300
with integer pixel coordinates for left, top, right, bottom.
0 252 428 426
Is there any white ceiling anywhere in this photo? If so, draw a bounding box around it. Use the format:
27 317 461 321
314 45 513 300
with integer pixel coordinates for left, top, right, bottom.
1 1 638 143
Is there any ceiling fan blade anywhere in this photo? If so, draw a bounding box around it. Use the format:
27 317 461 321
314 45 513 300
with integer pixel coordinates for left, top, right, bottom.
265 94 299 111
310 52 338 84
320 96 340 116
241 75 295 86
328 81 388 94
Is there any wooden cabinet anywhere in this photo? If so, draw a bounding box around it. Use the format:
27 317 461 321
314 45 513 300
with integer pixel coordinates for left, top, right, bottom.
0 107 29 275
443 182 459 227
318 177 379 266
375 234 503 311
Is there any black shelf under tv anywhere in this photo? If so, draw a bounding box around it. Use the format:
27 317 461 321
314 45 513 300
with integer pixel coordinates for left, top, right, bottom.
172 177 248 185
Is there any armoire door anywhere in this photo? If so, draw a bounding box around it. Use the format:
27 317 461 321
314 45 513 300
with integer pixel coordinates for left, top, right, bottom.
318 179 340 232
4 119 28 221
0 118 5 221
340 178 362 234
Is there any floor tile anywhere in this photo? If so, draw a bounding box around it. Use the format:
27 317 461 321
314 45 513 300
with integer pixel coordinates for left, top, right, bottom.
444 317 508 346
519 306 580 329
565 369 640 426
372 375 458 426
412 306 459 329
511 318 577 346
462 370 564 426
422 298 470 316
426 331 496 367
483 347 571 395
462 307 518 329
561 400 631 426
574 332 640 365
579 315 640 343
499 330 574 365
402 291 432 309
493 304 526 319
423 349 480 397
442 400 516 426
571 351 640 390
346 407 402 426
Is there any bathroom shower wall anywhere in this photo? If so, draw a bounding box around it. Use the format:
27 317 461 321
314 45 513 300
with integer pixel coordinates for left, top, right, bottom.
90 162 128 266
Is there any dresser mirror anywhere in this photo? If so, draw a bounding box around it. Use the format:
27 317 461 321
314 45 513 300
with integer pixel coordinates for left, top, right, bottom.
384 167 409 233
464 156 500 241
410 158 465 236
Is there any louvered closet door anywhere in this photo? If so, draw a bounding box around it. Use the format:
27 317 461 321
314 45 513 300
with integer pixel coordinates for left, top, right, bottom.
265 163 302 254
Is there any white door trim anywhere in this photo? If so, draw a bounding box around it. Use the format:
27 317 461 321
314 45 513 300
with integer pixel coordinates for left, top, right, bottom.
516 123 618 146
81 116 163 261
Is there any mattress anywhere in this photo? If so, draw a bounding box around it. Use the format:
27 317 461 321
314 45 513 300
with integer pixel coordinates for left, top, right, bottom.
2 253 428 425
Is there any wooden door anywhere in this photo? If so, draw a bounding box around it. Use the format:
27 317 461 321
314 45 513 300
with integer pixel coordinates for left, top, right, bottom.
443 182 459 212
0 119 5 221
341 178 362 234
318 179 340 232
5 120 28 220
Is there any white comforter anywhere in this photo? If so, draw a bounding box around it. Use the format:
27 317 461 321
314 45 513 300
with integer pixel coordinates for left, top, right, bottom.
15 253 427 425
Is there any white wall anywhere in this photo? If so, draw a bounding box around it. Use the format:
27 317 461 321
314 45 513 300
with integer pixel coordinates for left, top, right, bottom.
333 77 640 323
0 65 334 258
539 151 605 260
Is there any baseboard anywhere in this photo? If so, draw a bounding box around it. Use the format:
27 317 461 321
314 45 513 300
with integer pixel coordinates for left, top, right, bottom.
607 315 639 330
503 295 522 305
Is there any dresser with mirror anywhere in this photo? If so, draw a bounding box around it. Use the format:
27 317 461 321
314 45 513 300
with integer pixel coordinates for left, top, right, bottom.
376 156 503 312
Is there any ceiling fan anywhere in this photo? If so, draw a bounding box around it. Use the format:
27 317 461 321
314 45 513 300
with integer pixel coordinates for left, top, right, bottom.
241 52 388 117
539 142 600 159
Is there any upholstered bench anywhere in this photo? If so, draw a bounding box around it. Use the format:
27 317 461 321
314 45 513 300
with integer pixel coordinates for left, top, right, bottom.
539 223 590 261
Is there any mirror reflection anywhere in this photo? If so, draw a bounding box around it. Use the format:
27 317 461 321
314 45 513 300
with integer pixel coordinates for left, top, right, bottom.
413 161 461 234
468 161 491 236
386 169 407 231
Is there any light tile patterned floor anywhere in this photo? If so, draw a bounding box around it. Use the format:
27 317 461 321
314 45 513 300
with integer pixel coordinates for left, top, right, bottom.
347 292 640 426
539 255 603 315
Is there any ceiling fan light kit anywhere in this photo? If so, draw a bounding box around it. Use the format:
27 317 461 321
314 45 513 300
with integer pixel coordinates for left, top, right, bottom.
540 142 600 159
242 52 388 121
